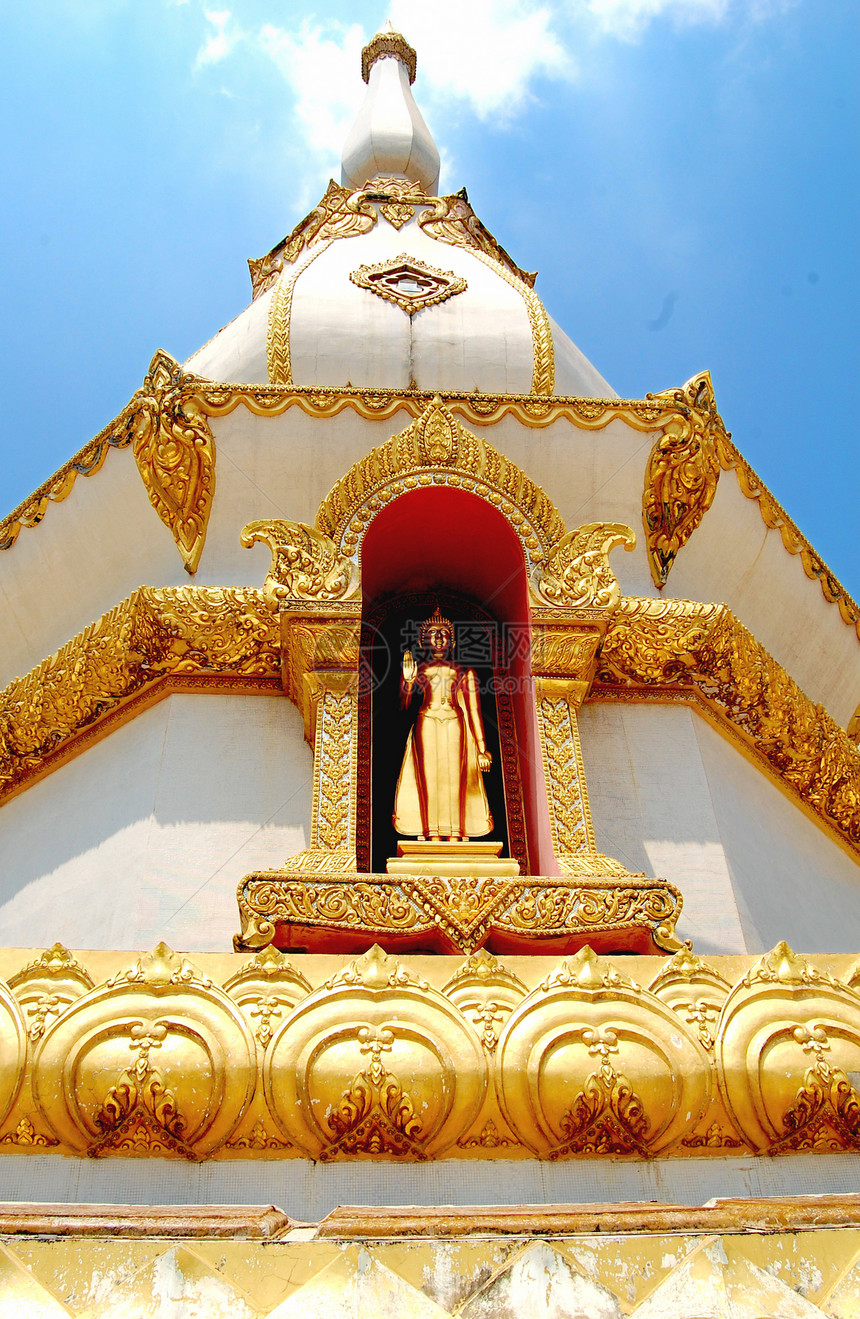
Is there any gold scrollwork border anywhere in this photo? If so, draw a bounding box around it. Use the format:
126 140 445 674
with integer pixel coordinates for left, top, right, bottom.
592 598 860 857
0 586 280 805
1 580 855 863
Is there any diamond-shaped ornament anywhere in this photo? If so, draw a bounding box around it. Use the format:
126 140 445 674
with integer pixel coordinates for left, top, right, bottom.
349 254 467 315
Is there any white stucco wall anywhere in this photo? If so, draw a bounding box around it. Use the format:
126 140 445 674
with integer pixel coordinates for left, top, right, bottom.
578 701 860 955
0 694 312 952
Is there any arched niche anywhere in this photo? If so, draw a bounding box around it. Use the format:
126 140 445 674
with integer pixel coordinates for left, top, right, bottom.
358 485 552 875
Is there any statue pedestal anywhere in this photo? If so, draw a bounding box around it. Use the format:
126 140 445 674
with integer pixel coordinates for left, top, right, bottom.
386 840 520 877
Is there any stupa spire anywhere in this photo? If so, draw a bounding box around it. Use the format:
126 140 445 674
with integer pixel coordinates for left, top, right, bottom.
341 21 441 194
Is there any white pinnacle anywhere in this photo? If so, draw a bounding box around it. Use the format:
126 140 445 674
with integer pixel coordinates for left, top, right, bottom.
341 24 441 194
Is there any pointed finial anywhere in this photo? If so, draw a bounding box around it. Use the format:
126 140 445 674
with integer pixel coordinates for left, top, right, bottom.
342 24 440 194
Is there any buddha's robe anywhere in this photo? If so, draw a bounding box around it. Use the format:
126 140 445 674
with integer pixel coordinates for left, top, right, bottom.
393 660 492 839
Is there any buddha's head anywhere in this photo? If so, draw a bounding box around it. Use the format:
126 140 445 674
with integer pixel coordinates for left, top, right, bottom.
420 608 454 659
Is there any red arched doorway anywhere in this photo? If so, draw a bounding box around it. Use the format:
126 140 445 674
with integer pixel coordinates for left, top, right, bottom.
358 486 551 875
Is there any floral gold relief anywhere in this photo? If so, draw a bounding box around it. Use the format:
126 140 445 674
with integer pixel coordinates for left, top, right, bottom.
715 943 860 1154
131 350 217 573
0 942 857 1160
31 944 256 1160
642 371 724 588
261 946 487 1160
496 948 711 1158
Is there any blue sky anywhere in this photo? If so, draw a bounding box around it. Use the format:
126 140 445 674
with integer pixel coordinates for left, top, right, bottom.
1 0 857 595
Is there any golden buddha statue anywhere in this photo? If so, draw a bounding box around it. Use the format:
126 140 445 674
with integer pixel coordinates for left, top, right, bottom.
393 608 493 843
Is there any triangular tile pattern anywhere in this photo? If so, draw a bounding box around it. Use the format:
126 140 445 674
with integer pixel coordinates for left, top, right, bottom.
266 1251 451 1318
0 1245 69 1318
460 1242 622 1319
73 1246 258 1319
2 1229 860 1316
628 1238 828 1319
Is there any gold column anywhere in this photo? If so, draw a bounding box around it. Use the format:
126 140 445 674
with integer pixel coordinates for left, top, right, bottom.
530 621 604 873
281 609 361 873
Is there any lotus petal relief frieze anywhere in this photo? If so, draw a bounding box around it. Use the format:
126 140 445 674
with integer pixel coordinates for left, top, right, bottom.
0 942 855 1161
31 944 256 1159
716 943 860 1154
262 946 487 1160
496 948 711 1157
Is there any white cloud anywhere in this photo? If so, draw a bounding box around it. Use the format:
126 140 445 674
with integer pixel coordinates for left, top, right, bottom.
581 0 790 40
195 9 241 69
257 19 366 201
389 0 571 119
192 0 795 204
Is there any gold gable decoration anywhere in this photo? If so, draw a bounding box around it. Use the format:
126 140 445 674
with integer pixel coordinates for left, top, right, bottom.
642 370 725 588
315 395 568 569
3 359 857 640
130 350 217 574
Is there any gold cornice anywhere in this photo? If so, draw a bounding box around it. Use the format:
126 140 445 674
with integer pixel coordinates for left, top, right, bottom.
593 597 860 856
0 586 280 806
1 574 855 864
2 940 860 1161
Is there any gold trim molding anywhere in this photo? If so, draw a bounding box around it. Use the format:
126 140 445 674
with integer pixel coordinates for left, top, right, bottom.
594 597 860 855
1 940 860 1162
4 359 855 645
0 581 856 858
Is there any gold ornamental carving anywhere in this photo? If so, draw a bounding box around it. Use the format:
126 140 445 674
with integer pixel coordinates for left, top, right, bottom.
241 519 357 606
0 941 859 1161
235 869 683 956
535 522 635 611
2 581 856 862
594 597 860 854
642 371 725 588
249 180 376 299
361 28 417 84
5 367 858 643
349 254 467 314
715 943 860 1154
0 584 279 805
266 239 333 386
9 943 94 1044
316 395 567 566
31 944 256 1160
130 350 216 573
247 178 536 300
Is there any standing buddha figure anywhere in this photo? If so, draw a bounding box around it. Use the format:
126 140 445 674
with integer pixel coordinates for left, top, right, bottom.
393 608 494 843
